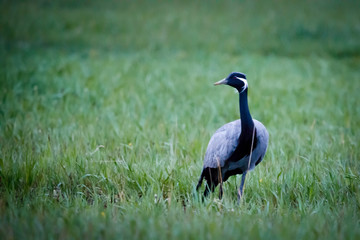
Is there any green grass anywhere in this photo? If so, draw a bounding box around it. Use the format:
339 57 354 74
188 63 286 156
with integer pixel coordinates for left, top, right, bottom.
1 0 360 239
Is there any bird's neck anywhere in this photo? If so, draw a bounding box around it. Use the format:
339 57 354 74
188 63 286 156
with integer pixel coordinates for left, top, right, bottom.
239 89 254 136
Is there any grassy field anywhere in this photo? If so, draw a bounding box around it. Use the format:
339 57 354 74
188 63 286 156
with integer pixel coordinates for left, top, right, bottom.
1 0 360 239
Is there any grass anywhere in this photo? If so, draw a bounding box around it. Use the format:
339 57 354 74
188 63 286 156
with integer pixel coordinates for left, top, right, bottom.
1 0 360 239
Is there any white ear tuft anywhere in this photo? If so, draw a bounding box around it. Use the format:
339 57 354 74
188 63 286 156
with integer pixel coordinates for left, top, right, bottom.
235 76 248 92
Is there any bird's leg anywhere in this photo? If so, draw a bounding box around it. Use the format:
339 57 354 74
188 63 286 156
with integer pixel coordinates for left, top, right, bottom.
210 182 216 193
237 170 248 204
219 181 223 199
203 183 210 197
203 182 217 198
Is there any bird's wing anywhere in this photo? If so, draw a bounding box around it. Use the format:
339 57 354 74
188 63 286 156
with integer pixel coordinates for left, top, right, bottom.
203 120 241 168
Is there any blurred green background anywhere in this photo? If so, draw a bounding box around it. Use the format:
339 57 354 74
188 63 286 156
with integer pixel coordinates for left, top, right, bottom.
1 0 360 239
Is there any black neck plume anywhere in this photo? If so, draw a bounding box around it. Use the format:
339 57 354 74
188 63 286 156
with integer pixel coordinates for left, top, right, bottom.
226 87 256 163
239 88 254 139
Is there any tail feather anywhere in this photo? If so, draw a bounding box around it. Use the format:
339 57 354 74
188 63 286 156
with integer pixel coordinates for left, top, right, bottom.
196 169 204 191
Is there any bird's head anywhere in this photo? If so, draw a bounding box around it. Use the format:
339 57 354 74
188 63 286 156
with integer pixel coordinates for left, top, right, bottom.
214 72 248 93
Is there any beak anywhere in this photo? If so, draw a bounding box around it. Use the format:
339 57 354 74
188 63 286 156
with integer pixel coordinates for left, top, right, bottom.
214 78 227 86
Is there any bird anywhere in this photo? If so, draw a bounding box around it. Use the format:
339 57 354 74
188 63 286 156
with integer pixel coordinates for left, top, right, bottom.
196 72 269 202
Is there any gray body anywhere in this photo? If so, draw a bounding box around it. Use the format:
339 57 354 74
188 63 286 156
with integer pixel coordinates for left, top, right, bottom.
204 119 269 176
197 118 269 200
